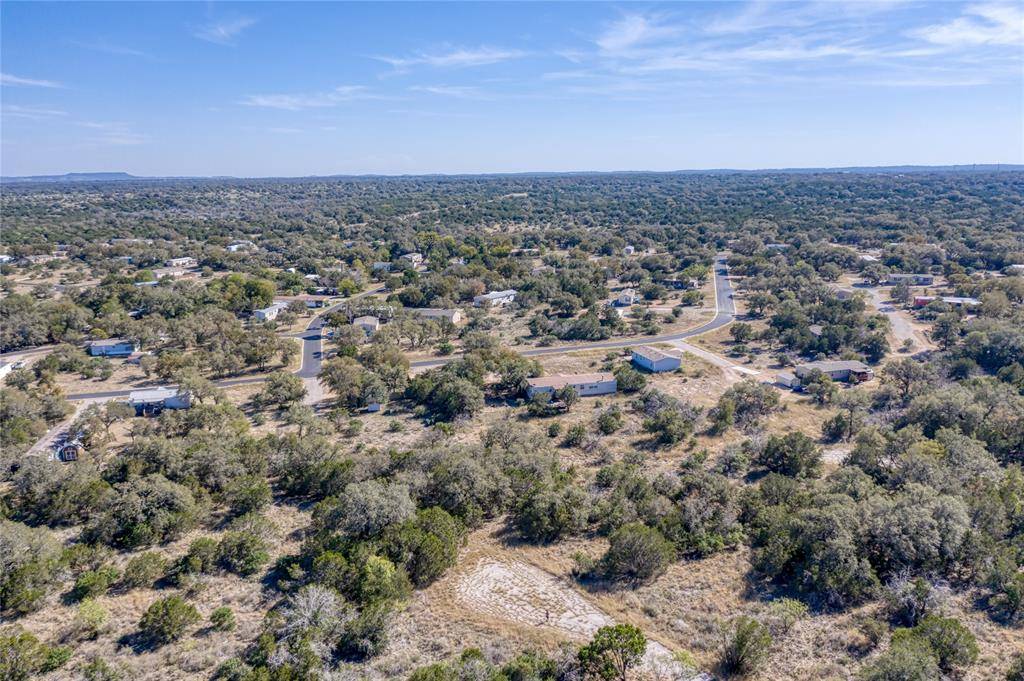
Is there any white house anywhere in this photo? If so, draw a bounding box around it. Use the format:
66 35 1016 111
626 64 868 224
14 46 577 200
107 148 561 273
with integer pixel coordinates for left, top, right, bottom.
164 257 197 268
226 240 256 253
87 339 137 357
473 289 517 307
794 360 874 383
153 266 188 279
401 252 424 266
411 308 463 324
253 302 289 322
887 273 934 286
128 388 191 415
525 373 617 398
913 295 980 309
615 289 639 306
776 372 800 389
353 315 380 335
631 346 681 373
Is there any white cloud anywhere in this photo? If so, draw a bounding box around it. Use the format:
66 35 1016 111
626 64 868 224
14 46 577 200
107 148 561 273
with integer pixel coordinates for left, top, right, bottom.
596 14 680 53
193 17 256 45
2 105 68 119
911 3 1024 46
411 85 486 99
376 46 526 69
71 39 152 58
77 121 148 146
241 86 373 111
1 72 63 88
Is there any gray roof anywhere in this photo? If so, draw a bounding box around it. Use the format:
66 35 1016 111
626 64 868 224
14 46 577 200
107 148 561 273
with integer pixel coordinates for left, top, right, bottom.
796 360 870 375
89 338 134 348
631 345 680 362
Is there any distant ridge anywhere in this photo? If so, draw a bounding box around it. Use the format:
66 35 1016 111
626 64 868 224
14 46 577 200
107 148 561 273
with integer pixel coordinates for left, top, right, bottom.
3 164 1021 184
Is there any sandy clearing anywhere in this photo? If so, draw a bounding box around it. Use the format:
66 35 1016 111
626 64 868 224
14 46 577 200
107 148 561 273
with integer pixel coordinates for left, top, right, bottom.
454 557 703 679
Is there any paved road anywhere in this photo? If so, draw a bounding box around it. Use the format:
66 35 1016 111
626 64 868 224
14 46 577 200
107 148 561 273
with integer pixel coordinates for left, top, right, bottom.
64 256 736 400
410 254 736 368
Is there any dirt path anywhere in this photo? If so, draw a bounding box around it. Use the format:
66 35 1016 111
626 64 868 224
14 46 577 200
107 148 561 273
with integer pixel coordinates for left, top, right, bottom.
454 557 699 679
864 287 936 351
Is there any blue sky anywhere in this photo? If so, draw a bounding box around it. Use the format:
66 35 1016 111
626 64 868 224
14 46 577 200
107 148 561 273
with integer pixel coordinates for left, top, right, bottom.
1 1 1021 176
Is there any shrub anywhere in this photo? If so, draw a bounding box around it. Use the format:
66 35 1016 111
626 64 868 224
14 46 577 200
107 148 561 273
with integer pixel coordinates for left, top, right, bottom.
596 406 624 435
883 574 947 626
720 617 772 677
217 531 270 576
613 364 648 393
577 623 647 681
0 630 70 680
758 432 821 478
122 552 167 589
72 565 120 601
336 603 391 661
892 615 978 673
169 537 219 584
765 598 808 636
860 637 939 681
562 423 587 447
1007 654 1024 681
210 606 236 631
74 599 109 639
82 658 124 681
599 523 674 584
381 507 465 587
513 485 589 543
138 596 200 644
225 475 272 516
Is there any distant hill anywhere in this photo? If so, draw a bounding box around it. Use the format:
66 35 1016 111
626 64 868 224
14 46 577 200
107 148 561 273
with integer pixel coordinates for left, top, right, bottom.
2 164 1021 184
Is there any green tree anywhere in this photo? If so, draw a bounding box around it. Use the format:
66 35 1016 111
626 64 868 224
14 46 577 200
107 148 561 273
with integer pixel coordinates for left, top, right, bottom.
577 624 647 681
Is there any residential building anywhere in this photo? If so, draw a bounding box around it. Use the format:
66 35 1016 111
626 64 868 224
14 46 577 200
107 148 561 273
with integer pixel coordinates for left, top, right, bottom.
164 256 197 268
372 261 392 273
1005 264 1024 275
473 289 517 307
794 360 874 383
353 315 380 335
631 346 682 373
128 388 192 415
0 363 13 380
615 289 639 306
775 372 800 389
87 339 137 357
660 277 698 290
275 294 331 309
836 288 856 300
913 295 980 309
152 266 187 279
226 240 256 252
886 273 934 286
526 373 617 398
253 302 289 322
765 243 789 251
808 324 825 337
400 252 424 266
411 308 463 324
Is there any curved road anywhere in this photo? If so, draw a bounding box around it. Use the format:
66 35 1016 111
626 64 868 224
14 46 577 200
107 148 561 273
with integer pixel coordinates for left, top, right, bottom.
65 255 735 401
